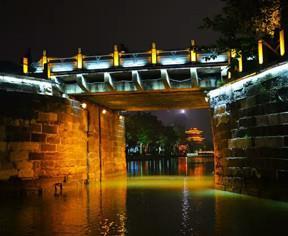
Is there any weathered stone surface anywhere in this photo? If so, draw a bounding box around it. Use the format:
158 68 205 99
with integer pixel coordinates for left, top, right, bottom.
0 91 126 187
210 70 288 200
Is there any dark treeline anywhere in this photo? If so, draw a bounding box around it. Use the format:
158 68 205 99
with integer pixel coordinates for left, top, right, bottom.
125 112 185 157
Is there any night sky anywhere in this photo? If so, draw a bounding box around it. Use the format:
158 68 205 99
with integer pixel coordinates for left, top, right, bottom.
0 0 223 142
0 0 222 62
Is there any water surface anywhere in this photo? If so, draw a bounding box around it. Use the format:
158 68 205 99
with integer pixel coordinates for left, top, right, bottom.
1 157 288 235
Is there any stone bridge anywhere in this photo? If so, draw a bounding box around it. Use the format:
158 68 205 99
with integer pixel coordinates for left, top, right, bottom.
1 46 288 200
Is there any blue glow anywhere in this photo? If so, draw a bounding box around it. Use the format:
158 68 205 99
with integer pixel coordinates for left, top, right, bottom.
122 59 147 68
160 56 187 65
51 63 74 72
208 62 288 98
198 53 228 63
85 61 111 70
35 67 44 73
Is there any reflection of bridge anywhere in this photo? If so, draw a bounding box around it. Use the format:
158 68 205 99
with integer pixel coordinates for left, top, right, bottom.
27 43 229 110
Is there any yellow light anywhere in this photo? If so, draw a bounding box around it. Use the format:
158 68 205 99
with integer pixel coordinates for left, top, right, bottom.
191 50 197 62
119 115 124 120
47 63 51 79
280 29 285 56
113 45 120 67
42 50 47 66
228 71 232 79
102 109 107 114
81 103 87 109
238 51 243 73
77 48 83 69
190 40 197 62
23 57 28 74
258 40 264 65
151 42 157 65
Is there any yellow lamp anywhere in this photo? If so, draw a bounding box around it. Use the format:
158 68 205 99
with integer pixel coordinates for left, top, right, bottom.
77 48 83 69
42 50 47 66
23 57 29 74
190 40 197 62
258 40 264 65
280 29 285 56
151 42 157 65
113 45 120 67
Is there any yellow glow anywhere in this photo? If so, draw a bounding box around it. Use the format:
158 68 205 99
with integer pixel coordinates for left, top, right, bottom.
190 50 197 62
231 49 236 58
113 45 120 67
190 40 197 62
258 40 264 65
280 29 285 56
42 50 47 66
151 42 157 65
102 109 107 114
23 57 28 74
81 103 87 109
228 71 232 79
238 52 243 72
119 115 124 120
47 63 51 79
77 48 83 69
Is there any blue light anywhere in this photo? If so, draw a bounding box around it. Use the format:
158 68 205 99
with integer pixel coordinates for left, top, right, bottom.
85 61 111 70
198 53 228 63
160 56 187 65
122 59 147 68
51 63 74 72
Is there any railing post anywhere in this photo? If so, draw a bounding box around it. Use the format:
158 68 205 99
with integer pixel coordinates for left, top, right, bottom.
77 48 83 69
42 50 47 67
22 57 29 74
151 42 157 65
190 40 197 62
258 40 264 65
280 29 286 56
113 45 120 67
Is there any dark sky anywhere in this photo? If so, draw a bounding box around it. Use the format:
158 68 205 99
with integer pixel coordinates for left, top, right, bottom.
151 109 213 143
0 0 223 63
0 0 222 142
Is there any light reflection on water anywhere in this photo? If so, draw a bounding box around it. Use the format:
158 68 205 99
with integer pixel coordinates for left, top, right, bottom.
1 158 288 235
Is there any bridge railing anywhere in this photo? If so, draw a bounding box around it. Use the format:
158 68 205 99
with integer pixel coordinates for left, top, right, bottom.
28 42 229 79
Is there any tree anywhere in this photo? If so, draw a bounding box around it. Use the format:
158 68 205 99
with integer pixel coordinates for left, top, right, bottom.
201 0 281 56
125 112 179 156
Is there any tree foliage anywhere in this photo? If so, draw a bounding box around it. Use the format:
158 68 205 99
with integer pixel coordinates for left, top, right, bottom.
201 0 281 55
125 112 179 155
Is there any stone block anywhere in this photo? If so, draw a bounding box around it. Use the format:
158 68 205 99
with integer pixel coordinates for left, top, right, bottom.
15 160 33 170
29 152 45 161
0 168 17 180
268 114 280 126
255 136 284 148
0 142 7 152
8 142 40 152
255 115 269 127
0 126 5 141
43 125 58 134
6 126 31 142
9 151 29 162
279 112 288 124
46 135 60 144
38 112 58 123
31 133 46 142
41 144 57 152
31 124 42 133
18 169 34 178
228 138 253 149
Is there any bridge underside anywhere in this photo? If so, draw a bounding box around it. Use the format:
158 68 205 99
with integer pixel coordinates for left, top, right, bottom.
74 88 208 111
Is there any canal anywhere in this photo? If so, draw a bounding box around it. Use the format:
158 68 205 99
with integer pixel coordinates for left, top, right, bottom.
1 158 288 235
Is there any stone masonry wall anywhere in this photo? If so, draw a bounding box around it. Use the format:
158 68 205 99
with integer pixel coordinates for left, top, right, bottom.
210 64 288 200
0 91 126 189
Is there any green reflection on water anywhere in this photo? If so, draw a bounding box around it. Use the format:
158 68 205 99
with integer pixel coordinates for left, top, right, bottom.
1 161 288 235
